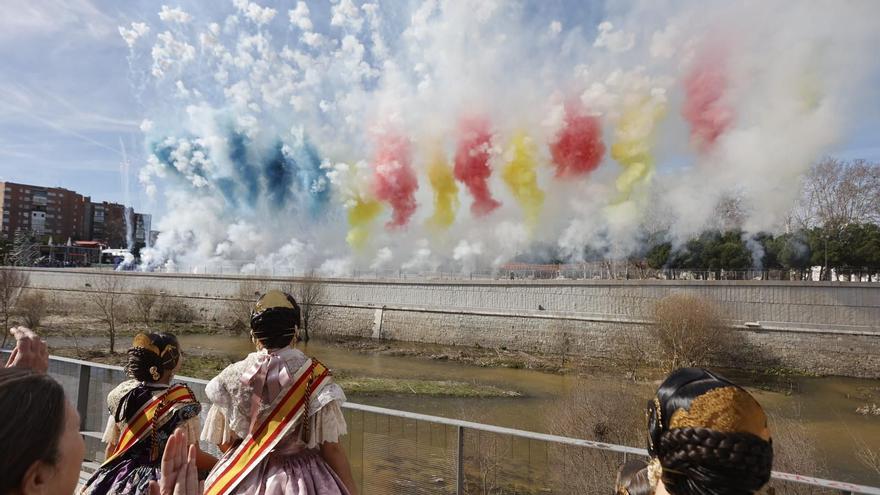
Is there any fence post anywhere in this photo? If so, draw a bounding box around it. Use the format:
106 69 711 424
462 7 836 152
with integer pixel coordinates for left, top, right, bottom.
77 363 91 430
456 426 465 495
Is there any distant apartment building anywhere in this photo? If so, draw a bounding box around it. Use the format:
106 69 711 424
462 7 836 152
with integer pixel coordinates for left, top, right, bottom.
0 181 90 242
0 181 152 248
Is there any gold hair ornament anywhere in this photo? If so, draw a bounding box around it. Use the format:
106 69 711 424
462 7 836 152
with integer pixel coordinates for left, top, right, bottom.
647 457 662 489
132 333 161 355
252 290 296 316
149 366 160 381
668 386 769 440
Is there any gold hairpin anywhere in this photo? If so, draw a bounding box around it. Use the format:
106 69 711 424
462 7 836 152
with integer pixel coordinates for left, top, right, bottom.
132 333 161 355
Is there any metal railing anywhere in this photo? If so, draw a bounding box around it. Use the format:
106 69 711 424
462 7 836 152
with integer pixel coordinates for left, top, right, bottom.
6 352 878 495
102 260 880 283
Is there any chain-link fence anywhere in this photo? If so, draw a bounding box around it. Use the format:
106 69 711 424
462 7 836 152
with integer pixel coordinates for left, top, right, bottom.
7 352 877 495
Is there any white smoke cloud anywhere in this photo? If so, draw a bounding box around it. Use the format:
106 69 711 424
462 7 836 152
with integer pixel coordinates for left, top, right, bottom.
127 0 880 274
158 5 192 24
119 22 150 48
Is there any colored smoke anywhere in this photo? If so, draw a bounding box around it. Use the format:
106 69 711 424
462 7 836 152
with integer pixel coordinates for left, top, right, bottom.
454 117 501 217
549 104 605 178
610 95 667 200
502 134 544 229
682 53 733 152
372 131 418 229
346 197 383 250
426 151 458 230
121 1 879 274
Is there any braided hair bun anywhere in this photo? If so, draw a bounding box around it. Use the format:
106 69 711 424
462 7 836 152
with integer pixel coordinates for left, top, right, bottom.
125 332 180 383
250 290 301 350
647 368 773 495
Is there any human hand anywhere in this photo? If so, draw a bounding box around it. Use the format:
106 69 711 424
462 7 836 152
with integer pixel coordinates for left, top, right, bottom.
4 327 48 373
148 427 201 495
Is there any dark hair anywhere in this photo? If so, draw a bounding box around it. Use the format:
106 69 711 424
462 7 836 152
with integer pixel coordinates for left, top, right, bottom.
250 291 301 349
615 460 654 495
125 332 181 383
647 368 773 495
0 368 67 493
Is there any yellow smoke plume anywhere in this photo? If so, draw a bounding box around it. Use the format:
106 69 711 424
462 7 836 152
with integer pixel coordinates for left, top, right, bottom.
502 133 544 229
426 151 458 230
346 197 383 250
610 96 666 200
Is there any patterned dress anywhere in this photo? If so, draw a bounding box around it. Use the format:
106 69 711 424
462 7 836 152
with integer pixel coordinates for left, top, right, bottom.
79 380 202 495
202 347 350 494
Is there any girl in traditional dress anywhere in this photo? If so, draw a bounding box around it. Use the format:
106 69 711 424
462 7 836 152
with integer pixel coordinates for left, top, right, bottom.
645 368 774 495
80 332 217 495
201 290 358 495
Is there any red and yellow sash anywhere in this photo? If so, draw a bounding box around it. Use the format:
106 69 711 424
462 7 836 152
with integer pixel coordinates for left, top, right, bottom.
103 384 198 466
204 360 330 495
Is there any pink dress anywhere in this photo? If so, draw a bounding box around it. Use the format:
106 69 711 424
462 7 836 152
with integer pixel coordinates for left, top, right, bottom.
202 347 350 495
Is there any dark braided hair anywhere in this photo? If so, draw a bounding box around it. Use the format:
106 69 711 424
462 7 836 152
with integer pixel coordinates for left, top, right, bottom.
124 332 180 383
647 368 773 495
250 291 302 349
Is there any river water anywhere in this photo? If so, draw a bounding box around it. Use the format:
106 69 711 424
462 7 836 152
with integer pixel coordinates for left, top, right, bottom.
169 334 880 486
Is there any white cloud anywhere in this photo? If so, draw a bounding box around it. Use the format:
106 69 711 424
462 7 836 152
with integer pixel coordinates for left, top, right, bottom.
548 20 562 36
0 0 116 40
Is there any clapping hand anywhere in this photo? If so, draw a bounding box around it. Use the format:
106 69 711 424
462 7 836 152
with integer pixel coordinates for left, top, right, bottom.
149 427 202 495
4 326 48 373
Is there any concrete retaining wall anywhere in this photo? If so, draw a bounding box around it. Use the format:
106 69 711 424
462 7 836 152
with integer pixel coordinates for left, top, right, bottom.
12 268 880 377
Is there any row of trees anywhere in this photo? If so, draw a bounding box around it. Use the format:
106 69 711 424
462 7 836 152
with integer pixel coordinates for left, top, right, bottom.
645 223 880 277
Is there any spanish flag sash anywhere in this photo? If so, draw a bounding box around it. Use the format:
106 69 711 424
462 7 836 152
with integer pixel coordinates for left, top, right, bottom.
204 359 330 495
102 384 198 466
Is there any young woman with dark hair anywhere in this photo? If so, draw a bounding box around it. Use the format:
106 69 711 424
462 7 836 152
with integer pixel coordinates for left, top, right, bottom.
0 367 85 495
646 368 774 495
80 332 216 495
201 290 358 495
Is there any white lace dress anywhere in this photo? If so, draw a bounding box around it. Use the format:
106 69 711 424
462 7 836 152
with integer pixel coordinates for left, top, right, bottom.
201 347 350 494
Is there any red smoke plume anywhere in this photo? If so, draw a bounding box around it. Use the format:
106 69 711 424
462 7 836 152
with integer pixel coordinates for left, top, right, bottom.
683 53 733 152
372 131 418 228
549 103 605 178
454 117 501 216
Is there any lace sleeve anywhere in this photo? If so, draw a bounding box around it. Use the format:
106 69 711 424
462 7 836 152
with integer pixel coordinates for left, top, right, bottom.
305 400 348 449
201 404 239 445
102 415 119 445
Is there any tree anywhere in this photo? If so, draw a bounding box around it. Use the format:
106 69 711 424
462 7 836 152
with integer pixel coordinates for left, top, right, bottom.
0 268 28 347
10 230 38 267
91 275 127 353
285 276 327 343
18 292 46 330
652 294 732 370
133 287 159 325
646 242 672 269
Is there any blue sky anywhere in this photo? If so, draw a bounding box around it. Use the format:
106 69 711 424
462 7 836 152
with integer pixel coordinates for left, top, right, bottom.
0 0 878 219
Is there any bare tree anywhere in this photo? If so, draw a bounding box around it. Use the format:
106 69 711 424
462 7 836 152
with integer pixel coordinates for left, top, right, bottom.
224 280 261 334
794 157 880 231
133 287 159 325
91 275 127 353
652 293 733 370
18 291 46 330
285 276 327 342
0 268 28 347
